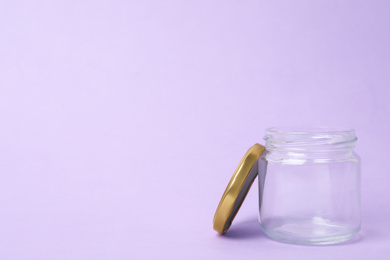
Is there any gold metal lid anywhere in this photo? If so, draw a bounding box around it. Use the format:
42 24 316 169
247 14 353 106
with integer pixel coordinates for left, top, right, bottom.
213 143 265 234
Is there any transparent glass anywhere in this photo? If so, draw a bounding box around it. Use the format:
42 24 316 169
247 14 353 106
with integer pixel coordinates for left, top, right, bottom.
258 127 361 245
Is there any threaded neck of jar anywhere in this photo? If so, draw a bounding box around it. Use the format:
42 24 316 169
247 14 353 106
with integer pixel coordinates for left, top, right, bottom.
264 126 357 152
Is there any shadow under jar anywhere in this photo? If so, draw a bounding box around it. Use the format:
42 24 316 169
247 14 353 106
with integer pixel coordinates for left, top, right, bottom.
258 127 361 245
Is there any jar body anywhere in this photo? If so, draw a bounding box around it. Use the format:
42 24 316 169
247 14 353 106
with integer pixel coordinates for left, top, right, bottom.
258 127 361 245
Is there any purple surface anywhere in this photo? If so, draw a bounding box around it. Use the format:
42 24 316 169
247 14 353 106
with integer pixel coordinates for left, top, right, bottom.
1 1 390 259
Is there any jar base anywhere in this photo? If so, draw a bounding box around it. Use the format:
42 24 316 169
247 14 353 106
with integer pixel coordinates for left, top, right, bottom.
259 217 360 245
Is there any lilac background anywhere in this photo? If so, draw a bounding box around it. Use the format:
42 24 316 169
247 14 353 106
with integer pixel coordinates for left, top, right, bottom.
1 1 390 259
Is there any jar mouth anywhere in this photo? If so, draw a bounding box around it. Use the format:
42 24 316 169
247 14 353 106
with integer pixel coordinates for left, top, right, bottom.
265 126 354 135
264 126 357 151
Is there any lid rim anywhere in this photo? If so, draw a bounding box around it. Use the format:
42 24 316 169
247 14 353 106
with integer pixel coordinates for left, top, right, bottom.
213 143 265 234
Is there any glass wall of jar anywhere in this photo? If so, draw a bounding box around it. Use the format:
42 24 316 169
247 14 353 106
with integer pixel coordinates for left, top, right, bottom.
258 127 361 245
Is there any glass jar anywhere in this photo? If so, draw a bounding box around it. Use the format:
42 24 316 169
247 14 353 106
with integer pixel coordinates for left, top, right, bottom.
258 127 361 245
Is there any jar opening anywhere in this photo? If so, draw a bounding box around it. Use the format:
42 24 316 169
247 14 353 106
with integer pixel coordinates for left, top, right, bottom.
264 126 357 151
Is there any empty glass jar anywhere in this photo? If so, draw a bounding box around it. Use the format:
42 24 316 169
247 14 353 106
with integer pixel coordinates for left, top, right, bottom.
258 127 361 245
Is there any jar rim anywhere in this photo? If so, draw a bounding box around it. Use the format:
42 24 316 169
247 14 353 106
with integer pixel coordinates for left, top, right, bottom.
264 126 357 151
265 126 354 135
